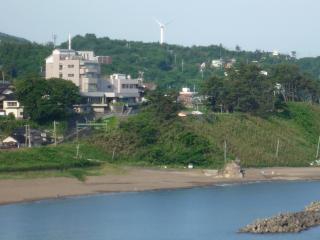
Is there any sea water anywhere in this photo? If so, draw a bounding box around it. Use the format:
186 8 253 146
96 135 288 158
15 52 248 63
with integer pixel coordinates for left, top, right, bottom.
0 181 320 240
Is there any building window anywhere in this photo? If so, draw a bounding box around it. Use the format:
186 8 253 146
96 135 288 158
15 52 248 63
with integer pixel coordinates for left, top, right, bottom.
68 65 74 68
7 102 17 107
59 73 63 78
59 65 63 70
68 74 74 77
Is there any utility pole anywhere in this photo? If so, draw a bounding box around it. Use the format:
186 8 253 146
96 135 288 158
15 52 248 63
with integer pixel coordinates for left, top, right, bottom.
53 121 57 146
53 121 59 146
316 136 320 159
52 121 61 146
224 140 227 164
76 121 79 142
25 124 31 148
181 59 184 73
275 138 280 158
112 147 116 161
28 125 31 148
25 125 28 147
76 144 80 159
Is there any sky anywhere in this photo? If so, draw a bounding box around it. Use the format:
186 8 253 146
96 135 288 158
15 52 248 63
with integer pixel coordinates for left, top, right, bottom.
1 0 320 57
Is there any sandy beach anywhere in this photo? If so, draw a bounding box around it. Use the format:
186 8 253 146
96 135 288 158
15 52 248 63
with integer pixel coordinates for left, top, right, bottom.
0 167 319 206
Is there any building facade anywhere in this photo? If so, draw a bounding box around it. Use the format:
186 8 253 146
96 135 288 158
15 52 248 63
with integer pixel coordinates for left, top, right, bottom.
3 98 24 119
45 49 102 92
0 84 24 119
45 45 142 113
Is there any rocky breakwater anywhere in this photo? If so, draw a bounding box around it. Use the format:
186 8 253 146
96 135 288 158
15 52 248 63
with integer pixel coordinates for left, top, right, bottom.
239 201 320 233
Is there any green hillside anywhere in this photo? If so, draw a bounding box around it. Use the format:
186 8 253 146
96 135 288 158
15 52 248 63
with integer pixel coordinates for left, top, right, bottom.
0 32 29 44
0 102 319 176
92 102 320 168
0 33 293 86
67 34 292 88
1 32 320 88
0 42 52 77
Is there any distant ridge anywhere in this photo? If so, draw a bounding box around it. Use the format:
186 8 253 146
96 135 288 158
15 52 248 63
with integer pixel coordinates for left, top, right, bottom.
1 32 320 85
0 32 29 44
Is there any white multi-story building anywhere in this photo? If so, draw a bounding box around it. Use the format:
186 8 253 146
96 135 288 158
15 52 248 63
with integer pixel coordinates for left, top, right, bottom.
45 49 102 92
45 38 141 113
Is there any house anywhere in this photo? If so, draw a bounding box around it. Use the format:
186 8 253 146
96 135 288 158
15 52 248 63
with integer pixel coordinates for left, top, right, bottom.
0 84 24 119
142 82 157 91
211 59 224 68
178 87 197 108
272 50 280 56
3 94 24 119
1 136 19 148
224 58 236 69
0 83 14 110
7 127 53 147
260 70 268 76
45 37 142 114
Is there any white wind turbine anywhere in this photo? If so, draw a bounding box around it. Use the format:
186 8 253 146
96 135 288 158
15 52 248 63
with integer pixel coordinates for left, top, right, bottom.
154 18 173 45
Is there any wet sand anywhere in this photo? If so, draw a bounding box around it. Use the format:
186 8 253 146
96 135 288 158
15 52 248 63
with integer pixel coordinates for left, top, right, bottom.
0 167 319 206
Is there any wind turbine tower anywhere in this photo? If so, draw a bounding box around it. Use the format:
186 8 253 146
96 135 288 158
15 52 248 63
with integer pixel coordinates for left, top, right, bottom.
155 19 172 45
68 33 72 50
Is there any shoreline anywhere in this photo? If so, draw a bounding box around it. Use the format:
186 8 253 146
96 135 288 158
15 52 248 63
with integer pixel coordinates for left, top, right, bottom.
0 167 320 206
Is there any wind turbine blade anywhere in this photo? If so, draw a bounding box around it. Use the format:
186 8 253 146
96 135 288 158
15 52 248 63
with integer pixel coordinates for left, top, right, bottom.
153 17 163 26
164 20 174 26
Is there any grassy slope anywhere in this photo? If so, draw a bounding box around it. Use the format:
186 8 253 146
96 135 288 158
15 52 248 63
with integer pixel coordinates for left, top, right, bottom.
0 102 319 177
188 102 320 167
0 143 111 172
94 102 320 168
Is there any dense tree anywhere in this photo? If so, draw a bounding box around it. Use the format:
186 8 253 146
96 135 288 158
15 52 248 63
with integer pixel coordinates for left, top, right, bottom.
144 89 182 120
203 63 320 115
15 76 81 123
270 64 320 103
0 42 52 79
203 64 276 115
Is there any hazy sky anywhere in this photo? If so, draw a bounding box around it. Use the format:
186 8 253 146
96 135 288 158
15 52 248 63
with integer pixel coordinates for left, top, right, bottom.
1 0 319 57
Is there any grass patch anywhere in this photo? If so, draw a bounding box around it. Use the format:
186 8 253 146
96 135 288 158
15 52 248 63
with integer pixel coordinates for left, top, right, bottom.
0 143 111 173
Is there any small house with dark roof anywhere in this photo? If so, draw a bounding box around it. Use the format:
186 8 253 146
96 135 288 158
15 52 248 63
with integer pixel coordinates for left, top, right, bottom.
10 127 52 147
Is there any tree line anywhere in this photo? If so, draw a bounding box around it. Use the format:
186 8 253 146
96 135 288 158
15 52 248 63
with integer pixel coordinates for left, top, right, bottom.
201 63 320 115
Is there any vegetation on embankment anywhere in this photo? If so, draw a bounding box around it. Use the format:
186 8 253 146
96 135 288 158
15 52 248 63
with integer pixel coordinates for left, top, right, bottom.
1 102 320 175
92 102 320 168
0 143 110 173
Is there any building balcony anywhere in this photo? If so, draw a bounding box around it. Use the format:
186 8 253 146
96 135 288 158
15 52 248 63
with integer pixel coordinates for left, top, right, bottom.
82 77 98 85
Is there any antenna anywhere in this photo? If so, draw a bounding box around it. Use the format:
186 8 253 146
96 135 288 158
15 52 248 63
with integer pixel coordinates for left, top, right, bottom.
68 33 72 50
52 33 57 48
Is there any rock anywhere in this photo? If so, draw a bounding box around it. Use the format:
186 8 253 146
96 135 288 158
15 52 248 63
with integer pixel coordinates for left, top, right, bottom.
222 161 244 178
239 201 320 234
